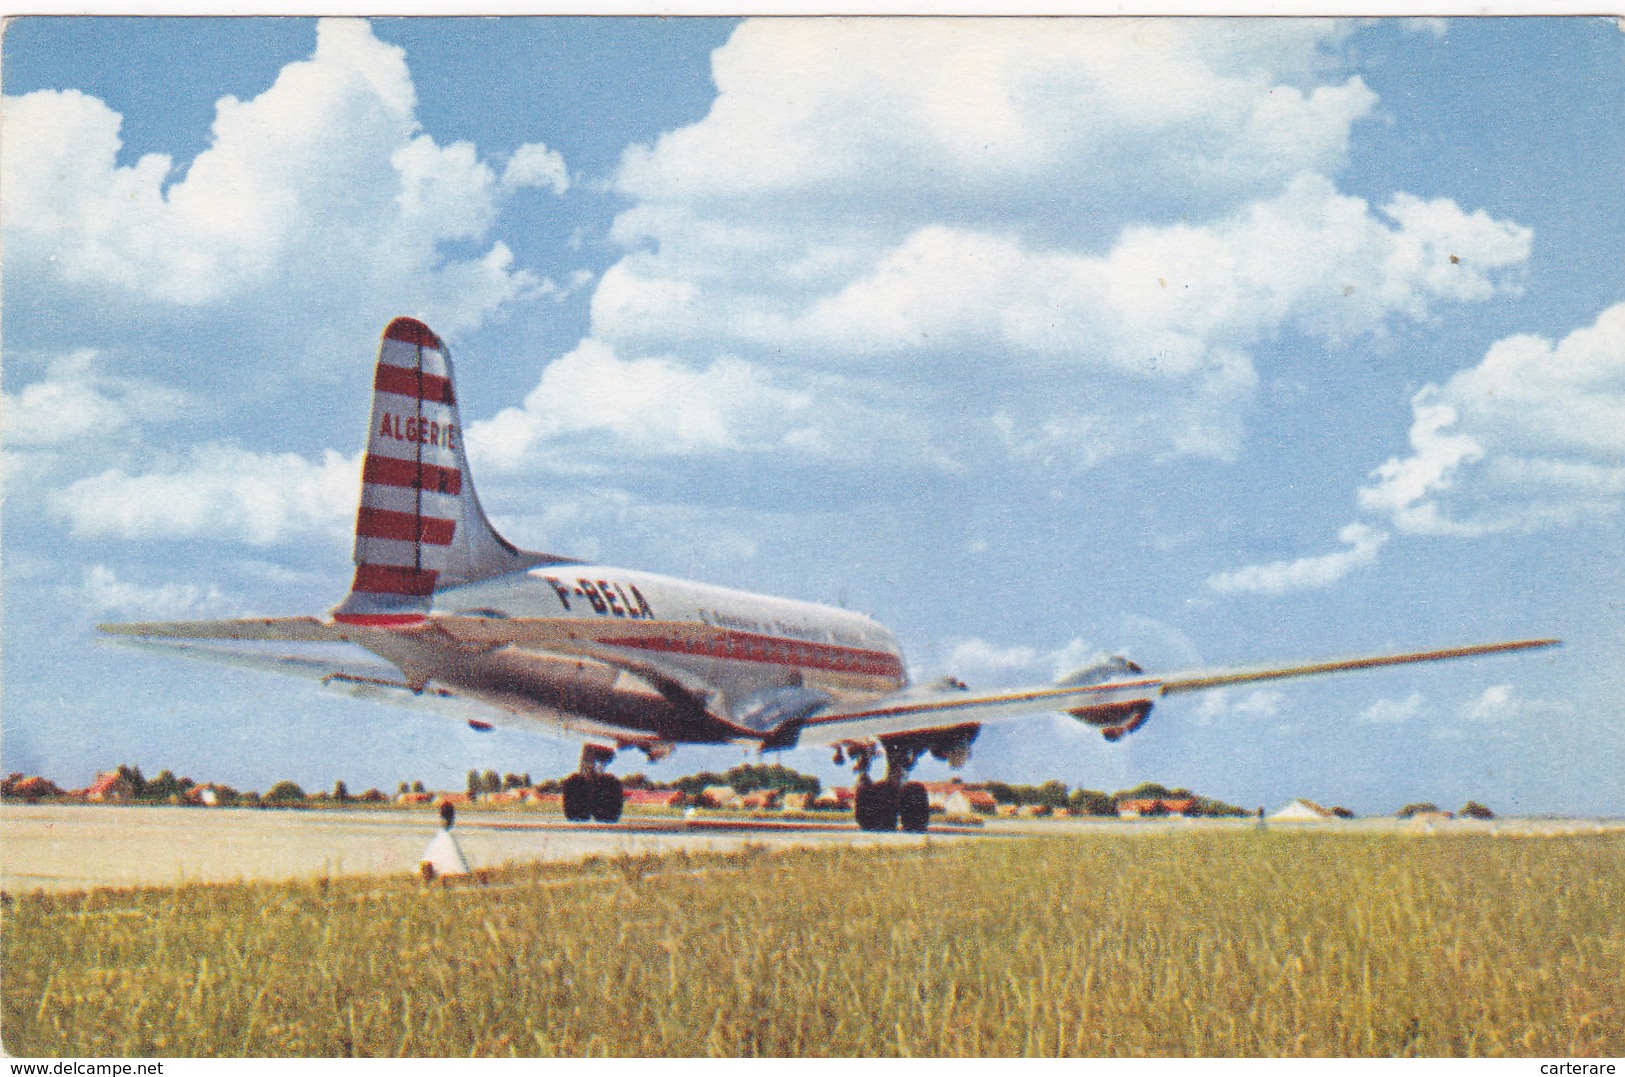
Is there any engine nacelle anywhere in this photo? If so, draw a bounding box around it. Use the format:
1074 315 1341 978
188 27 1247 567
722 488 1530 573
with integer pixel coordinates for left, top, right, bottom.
1056 655 1155 741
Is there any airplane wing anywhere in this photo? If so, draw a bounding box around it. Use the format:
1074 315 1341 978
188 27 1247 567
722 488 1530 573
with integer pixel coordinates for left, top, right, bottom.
794 637 1560 747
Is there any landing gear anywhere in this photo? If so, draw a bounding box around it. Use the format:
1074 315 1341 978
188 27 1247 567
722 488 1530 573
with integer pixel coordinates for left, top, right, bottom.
854 776 898 832
562 744 623 823
898 781 930 833
847 739 931 833
589 773 623 823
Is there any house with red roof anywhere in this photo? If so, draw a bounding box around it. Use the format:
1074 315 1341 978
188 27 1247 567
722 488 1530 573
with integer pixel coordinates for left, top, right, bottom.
625 789 685 808
84 771 135 803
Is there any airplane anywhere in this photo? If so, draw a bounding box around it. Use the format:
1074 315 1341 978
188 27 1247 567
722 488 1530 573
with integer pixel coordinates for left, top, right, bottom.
100 317 1559 832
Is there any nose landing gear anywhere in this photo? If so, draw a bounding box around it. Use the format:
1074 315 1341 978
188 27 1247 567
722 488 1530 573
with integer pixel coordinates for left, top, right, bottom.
561 743 623 823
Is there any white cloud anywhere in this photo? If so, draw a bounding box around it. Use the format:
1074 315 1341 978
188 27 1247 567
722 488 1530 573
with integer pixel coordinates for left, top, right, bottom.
1208 522 1388 595
1360 690 1426 725
616 20 1371 211
1 350 187 449
51 444 360 546
2 18 549 334
1403 18 1450 38
575 20 1529 473
1210 301 1624 599
1359 301 1625 536
1192 687 1286 726
940 635 1158 685
946 638 1042 676
71 564 232 620
1459 684 1573 724
468 339 819 469
502 142 570 195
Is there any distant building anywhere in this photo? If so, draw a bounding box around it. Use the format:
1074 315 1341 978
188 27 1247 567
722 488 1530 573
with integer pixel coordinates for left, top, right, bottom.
781 791 813 811
1270 798 1340 821
699 785 738 809
738 789 781 810
944 789 996 815
625 789 685 808
821 787 856 808
1118 797 1195 818
396 791 433 805
85 772 135 803
920 780 996 816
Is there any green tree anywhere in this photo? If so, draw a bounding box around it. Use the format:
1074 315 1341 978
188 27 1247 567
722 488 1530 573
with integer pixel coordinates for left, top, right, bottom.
1396 802 1442 818
141 769 188 803
1459 801 1495 820
1033 780 1070 808
482 769 501 795
411 780 425 794
1068 788 1116 816
265 780 306 805
984 781 1016 805
673 771 727 796
467 769 482 797
1190 795 1250 818
115 764 147 798
333 780 349 803
1114 781 1177 803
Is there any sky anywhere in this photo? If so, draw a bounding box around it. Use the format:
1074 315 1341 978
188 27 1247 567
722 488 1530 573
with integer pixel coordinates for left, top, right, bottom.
3 16 1621 816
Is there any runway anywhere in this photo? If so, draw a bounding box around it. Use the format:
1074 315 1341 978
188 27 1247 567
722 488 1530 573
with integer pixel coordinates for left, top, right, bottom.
4 804 1617 894
0 804 987 893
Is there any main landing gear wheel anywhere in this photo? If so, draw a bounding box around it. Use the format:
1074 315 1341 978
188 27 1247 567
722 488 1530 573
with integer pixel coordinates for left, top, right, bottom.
854 779 899 832
589 773 624 823
898 781 930 833
562 743 622 823
846 738 940 833
561 773 593 822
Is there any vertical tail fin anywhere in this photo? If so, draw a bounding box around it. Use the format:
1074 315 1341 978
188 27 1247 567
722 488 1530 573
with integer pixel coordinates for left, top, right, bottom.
332 317 563 626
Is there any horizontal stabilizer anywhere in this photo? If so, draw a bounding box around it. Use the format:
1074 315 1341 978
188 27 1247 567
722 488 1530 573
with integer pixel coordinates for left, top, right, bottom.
100 636 505 726
97 617 346 643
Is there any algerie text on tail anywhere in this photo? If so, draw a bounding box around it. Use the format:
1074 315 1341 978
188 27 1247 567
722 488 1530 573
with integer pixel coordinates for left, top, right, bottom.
333 317 567 627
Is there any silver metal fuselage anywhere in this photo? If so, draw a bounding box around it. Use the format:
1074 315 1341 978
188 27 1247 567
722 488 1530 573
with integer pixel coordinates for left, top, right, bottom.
347 563 908 751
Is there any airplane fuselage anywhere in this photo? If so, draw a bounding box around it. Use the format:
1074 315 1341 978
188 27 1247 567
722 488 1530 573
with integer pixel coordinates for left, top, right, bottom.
345 563 907 751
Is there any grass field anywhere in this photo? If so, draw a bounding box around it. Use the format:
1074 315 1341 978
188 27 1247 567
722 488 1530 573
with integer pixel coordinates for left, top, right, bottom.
4 829 1620 1057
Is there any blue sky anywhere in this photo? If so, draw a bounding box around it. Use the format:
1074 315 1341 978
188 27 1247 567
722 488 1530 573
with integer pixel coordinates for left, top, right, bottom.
4 17 1620 815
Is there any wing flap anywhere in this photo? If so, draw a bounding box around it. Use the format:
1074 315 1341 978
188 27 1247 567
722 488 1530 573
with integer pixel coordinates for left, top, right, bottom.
796 677 1161 746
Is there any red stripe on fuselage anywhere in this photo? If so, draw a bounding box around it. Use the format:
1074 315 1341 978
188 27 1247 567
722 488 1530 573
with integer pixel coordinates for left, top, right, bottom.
601 627 903 679
333 612 427 627
357 507 456 545
373 363 456 405
362 454 463 495
384 317 443 350
351 563 439 596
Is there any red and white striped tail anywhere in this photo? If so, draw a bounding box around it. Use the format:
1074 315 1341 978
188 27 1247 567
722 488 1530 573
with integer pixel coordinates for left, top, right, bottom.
333 318 562 627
